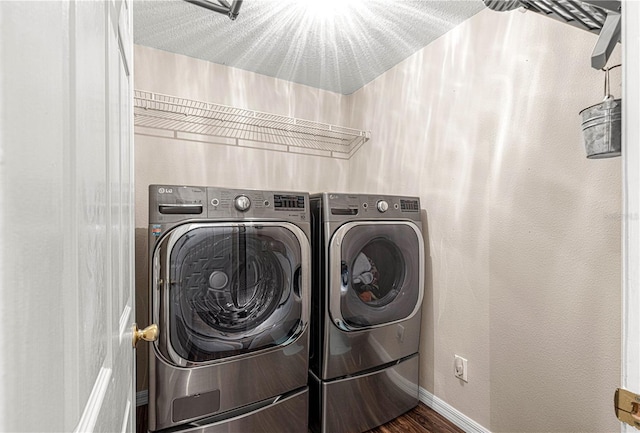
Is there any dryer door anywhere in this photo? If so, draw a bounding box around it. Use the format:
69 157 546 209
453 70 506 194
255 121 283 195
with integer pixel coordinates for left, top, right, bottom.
329 221 424 330
152 222 309 366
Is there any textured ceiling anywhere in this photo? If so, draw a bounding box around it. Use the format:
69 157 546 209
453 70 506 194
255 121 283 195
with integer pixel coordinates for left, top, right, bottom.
133 0 485 95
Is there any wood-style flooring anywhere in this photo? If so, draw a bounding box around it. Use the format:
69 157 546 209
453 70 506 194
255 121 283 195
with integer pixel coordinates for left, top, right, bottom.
364 403 464 433
137 402 462 433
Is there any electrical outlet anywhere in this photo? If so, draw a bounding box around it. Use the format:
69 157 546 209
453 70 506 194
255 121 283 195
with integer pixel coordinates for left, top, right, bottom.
454 355 468 382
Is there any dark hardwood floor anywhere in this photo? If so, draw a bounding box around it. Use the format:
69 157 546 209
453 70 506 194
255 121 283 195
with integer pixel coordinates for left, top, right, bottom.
136 404 147 433
137 402 462 433
364 403 464 433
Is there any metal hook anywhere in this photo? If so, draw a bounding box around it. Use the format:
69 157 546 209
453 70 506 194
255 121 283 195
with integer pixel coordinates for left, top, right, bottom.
602 63 621 101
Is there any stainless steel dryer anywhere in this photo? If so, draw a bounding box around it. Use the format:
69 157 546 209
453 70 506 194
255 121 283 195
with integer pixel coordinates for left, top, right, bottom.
309 193 424 433
148 185 310 433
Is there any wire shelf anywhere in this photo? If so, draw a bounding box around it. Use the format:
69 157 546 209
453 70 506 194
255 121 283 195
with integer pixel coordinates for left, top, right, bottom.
134 90 370 157
484 0 620 69
484 0 609 32
524 0 608 33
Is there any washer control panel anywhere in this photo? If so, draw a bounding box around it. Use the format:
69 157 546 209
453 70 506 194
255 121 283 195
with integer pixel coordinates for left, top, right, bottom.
149 185 309 224
207 188 307 222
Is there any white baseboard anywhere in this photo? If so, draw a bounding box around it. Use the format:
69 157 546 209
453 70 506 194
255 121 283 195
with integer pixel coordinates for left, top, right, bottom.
419 387 491 433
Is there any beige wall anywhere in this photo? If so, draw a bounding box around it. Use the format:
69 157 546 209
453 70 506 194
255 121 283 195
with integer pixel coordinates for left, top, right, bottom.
348 9 621 433
134 8 622 432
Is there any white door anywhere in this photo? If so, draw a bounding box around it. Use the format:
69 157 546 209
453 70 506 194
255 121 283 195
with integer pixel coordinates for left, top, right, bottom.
0 1 136 432
622 2 640 431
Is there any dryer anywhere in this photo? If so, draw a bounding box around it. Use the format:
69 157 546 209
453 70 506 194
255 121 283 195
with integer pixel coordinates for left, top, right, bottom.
309 193 424 433
148 185 310 433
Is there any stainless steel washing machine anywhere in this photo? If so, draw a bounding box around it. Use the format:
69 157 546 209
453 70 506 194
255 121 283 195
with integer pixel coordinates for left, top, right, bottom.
148 185 310 432
309 193 424 433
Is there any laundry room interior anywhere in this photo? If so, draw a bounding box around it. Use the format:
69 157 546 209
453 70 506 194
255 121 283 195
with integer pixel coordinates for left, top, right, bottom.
132 1 623 432
4 1 640 432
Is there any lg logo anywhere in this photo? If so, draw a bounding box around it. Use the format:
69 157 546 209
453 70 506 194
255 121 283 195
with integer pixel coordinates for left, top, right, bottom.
158 188 173 194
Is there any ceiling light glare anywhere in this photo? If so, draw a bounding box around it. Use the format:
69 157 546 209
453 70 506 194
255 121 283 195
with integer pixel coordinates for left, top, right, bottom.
298 0 365 21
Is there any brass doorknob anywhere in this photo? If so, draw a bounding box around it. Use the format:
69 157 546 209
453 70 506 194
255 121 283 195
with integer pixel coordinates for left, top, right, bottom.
132 323 159 348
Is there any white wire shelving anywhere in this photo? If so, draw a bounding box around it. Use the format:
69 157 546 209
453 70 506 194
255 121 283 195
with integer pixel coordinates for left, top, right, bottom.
133 90 370 159
484 0 621 69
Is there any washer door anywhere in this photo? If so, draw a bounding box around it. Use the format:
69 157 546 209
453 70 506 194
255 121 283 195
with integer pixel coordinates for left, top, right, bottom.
329 221 424 330
152 222 309 366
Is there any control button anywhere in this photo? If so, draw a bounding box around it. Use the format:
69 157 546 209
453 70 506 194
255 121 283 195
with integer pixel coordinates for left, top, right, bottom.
234 195 251 211
211 198 219 206
377 200 389 213
264 200 270 207
394 203 399 209
362 203 368 209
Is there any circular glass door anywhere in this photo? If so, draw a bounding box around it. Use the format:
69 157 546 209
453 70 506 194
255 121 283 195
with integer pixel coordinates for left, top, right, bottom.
348 237 405 307
331 222 423 329
158 223 307 364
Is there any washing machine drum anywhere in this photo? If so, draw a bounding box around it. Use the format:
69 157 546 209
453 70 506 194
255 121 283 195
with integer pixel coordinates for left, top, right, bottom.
335 222 422 328
165 224 305 363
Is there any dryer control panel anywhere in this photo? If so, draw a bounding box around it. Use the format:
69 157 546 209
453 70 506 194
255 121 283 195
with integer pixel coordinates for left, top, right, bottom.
315 193 421 222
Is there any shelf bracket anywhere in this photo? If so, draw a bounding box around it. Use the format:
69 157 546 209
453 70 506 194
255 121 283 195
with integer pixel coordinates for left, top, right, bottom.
590 11 621 69
184 0 243 20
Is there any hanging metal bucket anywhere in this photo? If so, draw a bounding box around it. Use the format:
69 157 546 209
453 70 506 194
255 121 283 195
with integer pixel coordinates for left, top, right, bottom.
580 98 621 159
579 64 622 159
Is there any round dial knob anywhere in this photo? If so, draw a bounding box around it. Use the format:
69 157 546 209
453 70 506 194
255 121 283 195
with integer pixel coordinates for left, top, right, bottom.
377 200 389 212
234 195 251 211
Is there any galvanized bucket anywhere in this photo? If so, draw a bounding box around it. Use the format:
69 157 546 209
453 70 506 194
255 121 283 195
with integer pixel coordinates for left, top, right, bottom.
579 65 622 159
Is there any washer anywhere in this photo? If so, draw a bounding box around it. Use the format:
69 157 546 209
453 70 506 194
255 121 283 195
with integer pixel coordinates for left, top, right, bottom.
309 193 424 433
148 185 310 433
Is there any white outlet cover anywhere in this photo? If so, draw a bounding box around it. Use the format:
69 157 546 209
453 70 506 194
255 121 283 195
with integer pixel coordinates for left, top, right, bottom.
454 355 468 382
